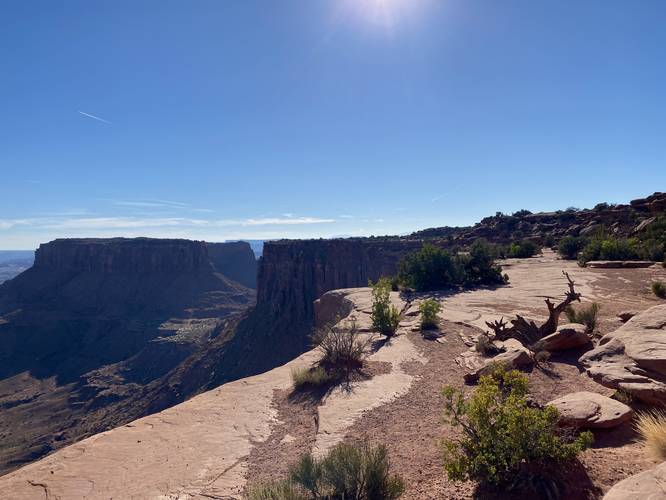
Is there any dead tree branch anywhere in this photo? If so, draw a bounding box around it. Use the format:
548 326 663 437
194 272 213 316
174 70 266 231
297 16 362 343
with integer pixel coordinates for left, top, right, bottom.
486 271 581 348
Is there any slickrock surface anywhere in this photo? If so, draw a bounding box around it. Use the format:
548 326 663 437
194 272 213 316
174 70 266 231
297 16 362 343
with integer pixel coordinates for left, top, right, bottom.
2 251 666 499
548 391 633 429
580 304 666 404
603 461 666 500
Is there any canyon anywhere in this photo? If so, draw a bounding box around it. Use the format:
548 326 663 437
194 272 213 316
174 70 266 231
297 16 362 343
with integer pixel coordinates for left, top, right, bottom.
0 193 664 495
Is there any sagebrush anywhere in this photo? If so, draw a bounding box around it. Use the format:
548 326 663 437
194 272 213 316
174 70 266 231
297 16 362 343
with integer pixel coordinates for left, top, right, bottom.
652 281 666 299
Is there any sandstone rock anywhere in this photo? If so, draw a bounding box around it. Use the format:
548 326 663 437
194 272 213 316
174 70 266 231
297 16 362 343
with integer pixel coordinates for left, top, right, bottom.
538 323 590 351
547 391 633 429
579 305 666 404
617 311 637 323
314 290 354 329
464 343 533 383
633 217 657 235
586 261 655 268
603 460 666 500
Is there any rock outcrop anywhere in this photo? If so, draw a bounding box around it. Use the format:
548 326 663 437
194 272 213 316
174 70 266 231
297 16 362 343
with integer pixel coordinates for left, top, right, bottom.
579 305 666 404
0 238 255 474
603 460 666 500
538 323 591 351
547 392 633 429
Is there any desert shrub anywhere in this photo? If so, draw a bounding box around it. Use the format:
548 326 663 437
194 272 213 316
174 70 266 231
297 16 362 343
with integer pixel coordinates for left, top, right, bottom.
252 443 404 500
398 241 505 292
474 333 502 356
248 480 307 500
442 367 593 495
313 320 369 373
557 236 587 260
397 244 461 291
370 278 401 336
542 234 555 248
653 281 666 299
458 239 506 287
512 209 532 218
565 302 599 332
506 240 540 258
635 411 666 461
419 299 441 330
291 366 334 390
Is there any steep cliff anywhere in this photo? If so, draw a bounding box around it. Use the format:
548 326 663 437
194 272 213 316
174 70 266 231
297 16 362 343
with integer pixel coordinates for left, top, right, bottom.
0 238 255 474
207 241 257 289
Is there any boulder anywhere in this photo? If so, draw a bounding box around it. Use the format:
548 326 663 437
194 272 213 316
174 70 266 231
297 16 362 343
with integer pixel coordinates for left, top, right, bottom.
603 461 666 500
579 305 666 404
538 323 590 351
547 392 633 429
464 343 533 383
617 311 637 323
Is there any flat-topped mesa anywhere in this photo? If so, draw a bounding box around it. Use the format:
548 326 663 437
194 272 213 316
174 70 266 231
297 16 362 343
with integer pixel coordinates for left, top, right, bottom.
34 238 212 273
257 238 423 323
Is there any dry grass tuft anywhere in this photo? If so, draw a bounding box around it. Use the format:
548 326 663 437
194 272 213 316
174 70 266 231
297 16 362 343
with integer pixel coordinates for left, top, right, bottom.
635 410 666 461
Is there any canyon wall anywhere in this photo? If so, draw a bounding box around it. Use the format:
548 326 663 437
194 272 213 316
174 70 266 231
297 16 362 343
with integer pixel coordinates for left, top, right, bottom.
207 241 257 288
257 238 423 324
33 237 211 273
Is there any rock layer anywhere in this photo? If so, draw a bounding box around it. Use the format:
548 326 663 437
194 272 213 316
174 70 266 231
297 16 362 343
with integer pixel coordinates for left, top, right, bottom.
579 304 666 404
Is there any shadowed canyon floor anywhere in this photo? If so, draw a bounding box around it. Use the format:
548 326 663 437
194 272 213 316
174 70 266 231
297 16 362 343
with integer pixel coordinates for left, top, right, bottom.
1 251 666 499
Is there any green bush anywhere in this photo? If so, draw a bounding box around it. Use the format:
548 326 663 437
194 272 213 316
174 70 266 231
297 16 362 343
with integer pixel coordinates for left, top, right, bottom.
506 240 540 258
419 299 441 330
565 302 599 332
397 244 460 291
461 239 507 287
578 236 642 265
653 281 666 299
370 278 401 336
250 443 404 500
442 367 593 494
557 236 586 260
397 241 505 292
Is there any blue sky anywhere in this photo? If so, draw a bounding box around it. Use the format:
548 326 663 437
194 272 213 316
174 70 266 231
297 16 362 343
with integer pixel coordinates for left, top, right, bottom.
1 0 665 249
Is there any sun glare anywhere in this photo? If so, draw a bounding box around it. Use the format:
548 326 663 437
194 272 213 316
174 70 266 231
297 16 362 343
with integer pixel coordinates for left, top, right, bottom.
340 0 428 32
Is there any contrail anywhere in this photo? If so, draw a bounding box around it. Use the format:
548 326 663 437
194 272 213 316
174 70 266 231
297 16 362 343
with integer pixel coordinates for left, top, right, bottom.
78 111 112 124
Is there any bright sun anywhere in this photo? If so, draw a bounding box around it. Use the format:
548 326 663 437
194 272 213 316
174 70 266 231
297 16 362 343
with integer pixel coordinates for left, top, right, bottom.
341 0 426 31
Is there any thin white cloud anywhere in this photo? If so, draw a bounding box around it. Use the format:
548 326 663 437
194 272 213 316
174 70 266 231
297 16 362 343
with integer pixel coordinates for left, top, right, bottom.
339 214 355 219
216 217 335 227
44 217 210 230
78 111 112 124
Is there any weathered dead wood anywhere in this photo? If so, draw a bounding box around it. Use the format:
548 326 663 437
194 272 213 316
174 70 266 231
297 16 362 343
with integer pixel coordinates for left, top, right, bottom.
486 271 581 348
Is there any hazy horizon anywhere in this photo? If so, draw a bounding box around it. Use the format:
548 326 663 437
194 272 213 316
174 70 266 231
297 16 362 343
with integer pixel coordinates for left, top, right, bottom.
2 1 665 249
